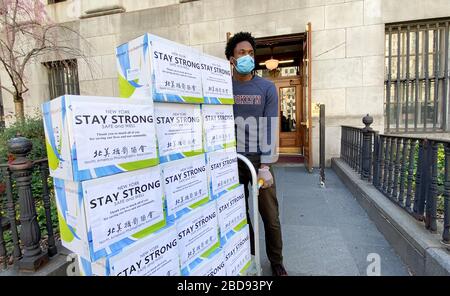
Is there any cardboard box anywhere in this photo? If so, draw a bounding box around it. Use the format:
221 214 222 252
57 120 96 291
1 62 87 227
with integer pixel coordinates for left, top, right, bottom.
154 102 204 163
116 33 204 103
216 185 247 244
188 249 227 276
78 226 180 276
176 202 221 274
55 166 166 262
223 224 252 276
161 155 209 222
206 147 240 200
200 53 234 105
201 104 236 152
42 95 158 182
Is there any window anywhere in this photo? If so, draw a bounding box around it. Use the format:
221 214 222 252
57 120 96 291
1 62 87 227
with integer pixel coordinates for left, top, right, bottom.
385 19 450 132
48 0 67 4
44 59 80 99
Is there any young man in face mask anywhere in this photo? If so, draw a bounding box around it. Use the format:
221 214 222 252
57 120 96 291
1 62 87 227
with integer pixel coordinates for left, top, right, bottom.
225 32 287 276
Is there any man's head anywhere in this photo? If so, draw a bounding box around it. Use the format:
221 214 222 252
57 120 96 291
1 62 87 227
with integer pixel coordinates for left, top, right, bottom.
225 32 256 75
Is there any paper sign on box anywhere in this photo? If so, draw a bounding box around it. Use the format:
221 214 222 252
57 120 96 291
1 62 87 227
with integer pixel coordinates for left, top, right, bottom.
42 95 159 182
116 33 204 103
154 102 203 163
223 224 252 276
78 226 180 276
217 185 247 244
54 166 166 262
161 154 209 222
200 53 234 105
206 147 240 200
176 202 221 275
201 104 236 152
189 249 227 276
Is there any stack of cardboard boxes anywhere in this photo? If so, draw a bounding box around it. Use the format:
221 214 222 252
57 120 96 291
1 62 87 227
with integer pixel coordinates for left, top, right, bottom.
42 34 252 276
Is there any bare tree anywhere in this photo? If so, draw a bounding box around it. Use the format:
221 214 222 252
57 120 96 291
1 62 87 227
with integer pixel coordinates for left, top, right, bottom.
0 0 91 121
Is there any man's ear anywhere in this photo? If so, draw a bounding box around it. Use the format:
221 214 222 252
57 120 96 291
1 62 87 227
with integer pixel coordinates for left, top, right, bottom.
229 56 236 66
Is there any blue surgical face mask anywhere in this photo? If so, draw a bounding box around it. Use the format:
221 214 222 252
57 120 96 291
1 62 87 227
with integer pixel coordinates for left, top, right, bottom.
234 55 255 75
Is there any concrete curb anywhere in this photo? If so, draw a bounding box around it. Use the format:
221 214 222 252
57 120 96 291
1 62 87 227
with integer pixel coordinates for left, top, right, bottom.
0 245 72 276
331 157 450 276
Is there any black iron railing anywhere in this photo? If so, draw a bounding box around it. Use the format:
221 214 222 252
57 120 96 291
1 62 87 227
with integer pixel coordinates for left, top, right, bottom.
341 115 449 246
0 137 58 272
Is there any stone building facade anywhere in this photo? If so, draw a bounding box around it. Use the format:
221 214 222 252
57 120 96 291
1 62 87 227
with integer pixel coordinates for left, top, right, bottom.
1 0 450 166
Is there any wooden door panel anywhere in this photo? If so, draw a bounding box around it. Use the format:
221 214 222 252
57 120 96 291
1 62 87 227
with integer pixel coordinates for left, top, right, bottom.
275 78 302 153
280 138 296 147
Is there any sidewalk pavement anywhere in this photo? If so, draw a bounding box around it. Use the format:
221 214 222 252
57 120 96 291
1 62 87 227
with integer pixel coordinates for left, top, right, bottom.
250 166 411 276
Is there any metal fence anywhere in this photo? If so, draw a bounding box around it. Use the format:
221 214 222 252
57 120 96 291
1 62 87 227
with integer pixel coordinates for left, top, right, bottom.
0 137 58 272
341 115 449 246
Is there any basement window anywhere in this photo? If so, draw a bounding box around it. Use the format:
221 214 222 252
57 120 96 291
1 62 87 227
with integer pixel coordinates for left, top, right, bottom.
44 59 80 100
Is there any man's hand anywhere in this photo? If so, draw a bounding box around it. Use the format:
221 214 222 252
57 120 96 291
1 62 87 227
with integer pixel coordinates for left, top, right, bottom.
258 166 273 189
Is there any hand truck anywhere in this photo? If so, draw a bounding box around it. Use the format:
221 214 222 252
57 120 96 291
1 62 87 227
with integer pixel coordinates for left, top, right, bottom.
236 154 262 276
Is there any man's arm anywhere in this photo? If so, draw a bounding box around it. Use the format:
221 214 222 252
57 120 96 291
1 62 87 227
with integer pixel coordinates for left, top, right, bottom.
260 83 279 166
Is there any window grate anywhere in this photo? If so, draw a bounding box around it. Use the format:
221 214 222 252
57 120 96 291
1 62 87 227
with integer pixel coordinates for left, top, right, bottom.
44 59 80 100
385 19 450 133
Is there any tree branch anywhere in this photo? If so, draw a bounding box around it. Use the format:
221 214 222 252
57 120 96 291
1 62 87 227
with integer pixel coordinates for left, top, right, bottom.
0 84 14 96
0 0 95 112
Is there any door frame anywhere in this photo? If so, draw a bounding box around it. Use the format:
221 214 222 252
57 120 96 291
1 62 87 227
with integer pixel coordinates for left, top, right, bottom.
302 22 313 172
229 31 313 164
